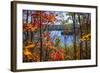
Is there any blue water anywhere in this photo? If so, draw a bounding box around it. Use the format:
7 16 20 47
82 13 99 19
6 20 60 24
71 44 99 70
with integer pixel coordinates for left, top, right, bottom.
49 31 73 46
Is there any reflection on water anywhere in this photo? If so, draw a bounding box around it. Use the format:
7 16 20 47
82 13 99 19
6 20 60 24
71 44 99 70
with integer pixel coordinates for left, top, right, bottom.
50 31 74 47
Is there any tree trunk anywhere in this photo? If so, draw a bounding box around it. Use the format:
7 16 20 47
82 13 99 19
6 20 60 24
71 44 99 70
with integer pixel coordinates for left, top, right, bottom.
72 13 77 59
40 11 43 61
78 14 83 59
26 10 29 42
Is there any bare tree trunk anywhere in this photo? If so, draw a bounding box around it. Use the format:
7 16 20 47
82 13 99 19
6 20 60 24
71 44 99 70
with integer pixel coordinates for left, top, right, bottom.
85 14 90 59
26 10 29 42
30 11 33 42
40 11 43 61
78 14 83 59
72 13 77 59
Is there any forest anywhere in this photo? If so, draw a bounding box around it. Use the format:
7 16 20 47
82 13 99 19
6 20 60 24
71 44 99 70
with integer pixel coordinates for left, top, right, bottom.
23 10 91 62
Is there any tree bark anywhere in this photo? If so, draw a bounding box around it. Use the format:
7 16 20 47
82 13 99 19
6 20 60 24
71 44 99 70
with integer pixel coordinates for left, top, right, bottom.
78 14 83 59
72 13 77 59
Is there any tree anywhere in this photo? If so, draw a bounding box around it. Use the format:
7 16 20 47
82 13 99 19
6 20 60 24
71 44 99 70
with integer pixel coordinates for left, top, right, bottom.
23 11 56 62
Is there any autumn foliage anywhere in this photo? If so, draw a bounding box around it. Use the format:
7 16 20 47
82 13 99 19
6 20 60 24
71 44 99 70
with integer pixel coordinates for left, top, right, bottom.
23 11 65 62
23 10 91 62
